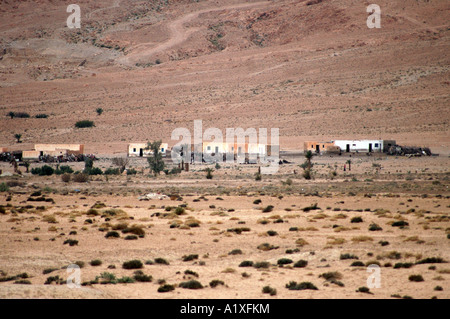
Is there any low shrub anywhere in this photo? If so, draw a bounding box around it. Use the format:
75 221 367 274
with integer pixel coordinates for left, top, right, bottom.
104 168 120 175
408 274 424 282
182 254 198 262
210 280 225 288
262 286 277 296
154 258 169 265
158 284 175 293
179 280 203 289
73 173 89 183
90 259 102 266
286 281 318 290
239 260 254 267
340 253 359 260
350 261 365 267
277 258 293 265
416 257 445 264
105 231 120 239
228 249 242 255
61 173 71 183
392 220 409 227
262 205 274 213
394 263 414 269
133 271 152 282
63 239 78 246
356 286 371 293
293 260 308 268
122 260 143 269
351 217 363 223
369 223 383 231
75 120 94 128
254 261 270 269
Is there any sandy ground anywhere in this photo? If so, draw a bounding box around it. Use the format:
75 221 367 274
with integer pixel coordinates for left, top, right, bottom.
0 154 449 299
0 0 448 300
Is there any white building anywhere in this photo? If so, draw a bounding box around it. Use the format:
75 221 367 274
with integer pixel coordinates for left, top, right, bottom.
128 142 168 157
333 140 396 153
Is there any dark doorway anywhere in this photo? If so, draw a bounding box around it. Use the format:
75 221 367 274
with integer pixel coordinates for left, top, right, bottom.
346 144 350 152
316 145 320 152
368 143 372 152
139 148 143 157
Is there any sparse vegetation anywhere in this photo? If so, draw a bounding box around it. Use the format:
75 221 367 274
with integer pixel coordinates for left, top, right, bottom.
122 260 143 269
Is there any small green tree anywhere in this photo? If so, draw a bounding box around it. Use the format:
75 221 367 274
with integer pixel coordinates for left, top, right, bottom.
84 158 94 170
255 166 262 181
14 133 22 143
206 168 213 179
8 112 15 119
300 150 314 180
146 140 165 176
96 108 103 116
23 161 30 173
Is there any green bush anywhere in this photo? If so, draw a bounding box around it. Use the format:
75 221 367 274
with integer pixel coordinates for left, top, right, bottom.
158 284 175 293
393 262 413 269
228 249 242 255
126 168 138 175
182 254 198 262
409 274 424 282
302 203 319 212
277 258 293 265
286 281 318 290
179 280 203 289
122 226 145 238
254 261 270 269
31 165 54 176
416 257 445 264
85 167 103 175
239 260 254 267
351 217 363 223
392 220 409 227
90 259 102 266
350 261 365 267
63 239 78 246
210 280 225 288
75 120 94 128
262 286 277 296
340 253 359 260
357 286 371 293
154 258 169 265
105 231 120 239
117 276 135 283
262 205 274 213
122 260 143 269
133 271 152 282
294 260 308 268
369 223 383 231
0 183 9 192
35 114 49 118
104 168 121 175
55 165 73 174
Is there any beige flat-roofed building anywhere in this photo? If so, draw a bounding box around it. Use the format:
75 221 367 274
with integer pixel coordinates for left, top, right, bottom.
34 144 84 155
128 143 168 157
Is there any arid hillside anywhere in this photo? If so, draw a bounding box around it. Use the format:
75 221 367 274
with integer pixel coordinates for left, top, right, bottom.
0 0 449 155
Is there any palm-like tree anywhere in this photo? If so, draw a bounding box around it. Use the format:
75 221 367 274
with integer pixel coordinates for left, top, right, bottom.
14 133 22 143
